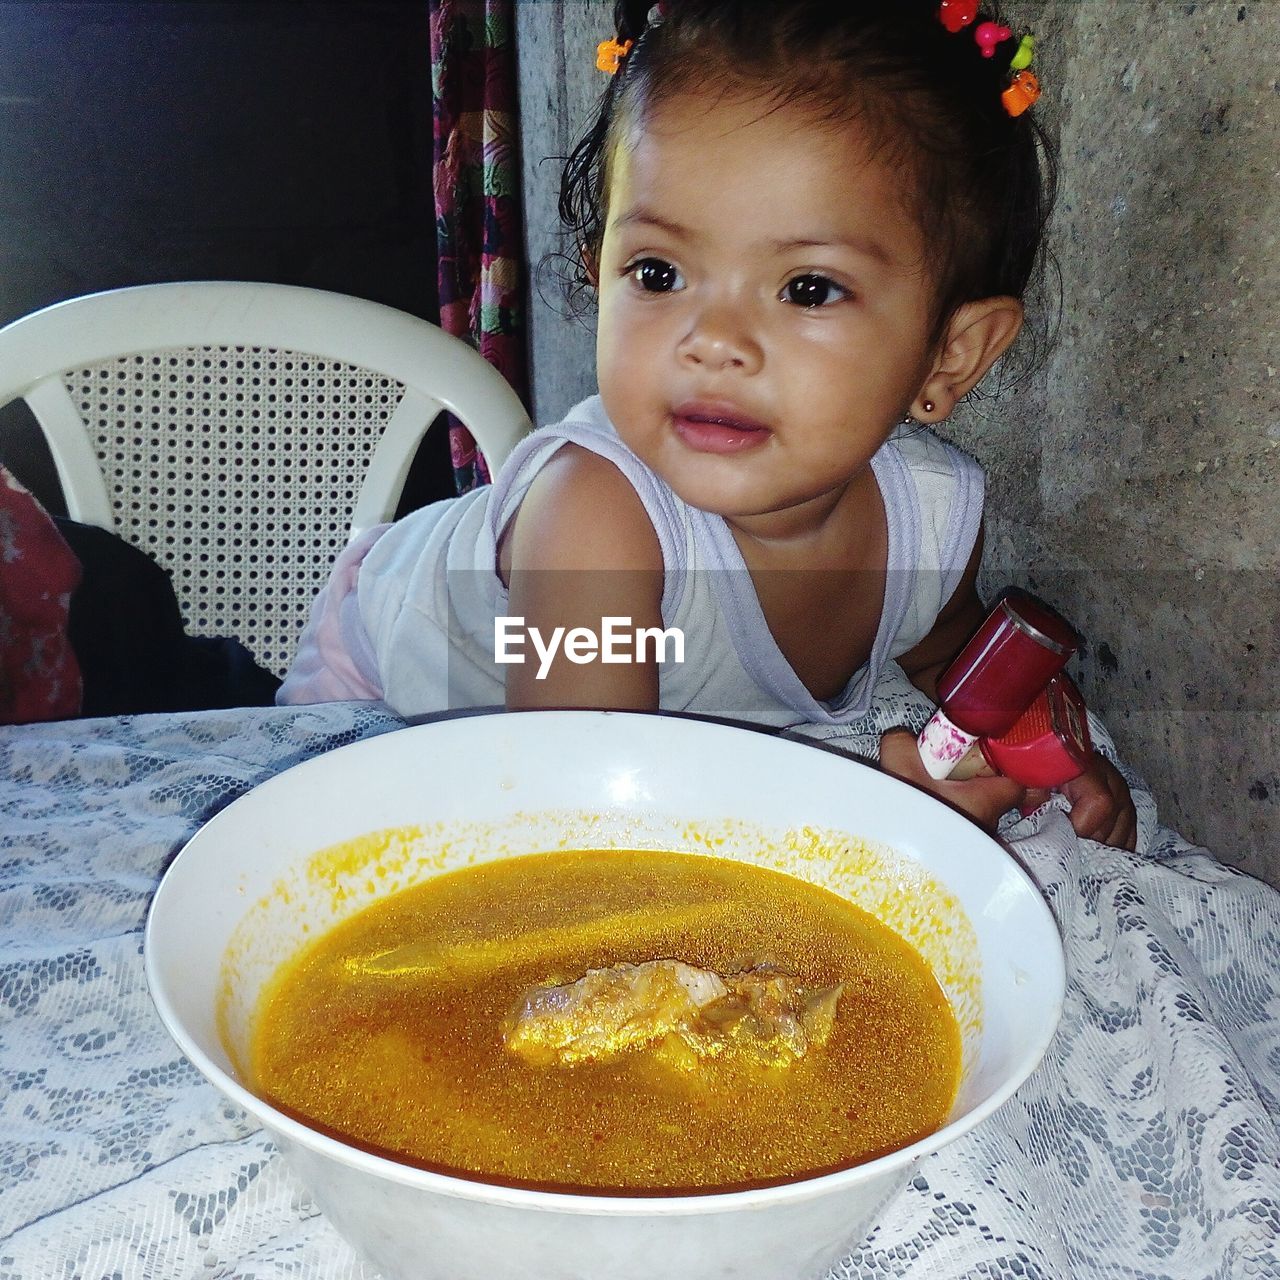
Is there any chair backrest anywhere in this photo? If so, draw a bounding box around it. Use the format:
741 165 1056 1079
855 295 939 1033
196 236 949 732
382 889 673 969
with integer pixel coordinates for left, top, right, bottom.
0 282 533 677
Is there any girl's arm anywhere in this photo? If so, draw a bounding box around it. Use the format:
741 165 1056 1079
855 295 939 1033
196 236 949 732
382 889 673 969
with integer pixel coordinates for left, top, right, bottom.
895 527 987 702
501 444 665 711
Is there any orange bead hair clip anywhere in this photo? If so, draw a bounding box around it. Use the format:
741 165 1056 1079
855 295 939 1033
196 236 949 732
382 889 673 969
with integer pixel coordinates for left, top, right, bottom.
596 37 633 75
1002 68 1040 117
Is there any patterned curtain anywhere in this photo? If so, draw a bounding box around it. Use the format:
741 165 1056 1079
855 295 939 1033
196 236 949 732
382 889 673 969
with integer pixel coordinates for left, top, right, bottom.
429 0 528 493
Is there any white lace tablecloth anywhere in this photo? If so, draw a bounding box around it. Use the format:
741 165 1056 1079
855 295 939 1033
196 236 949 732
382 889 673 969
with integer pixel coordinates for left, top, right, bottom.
2 698 1278 1279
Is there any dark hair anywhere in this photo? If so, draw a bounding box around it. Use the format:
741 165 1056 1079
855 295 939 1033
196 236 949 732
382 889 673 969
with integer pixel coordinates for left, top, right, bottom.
559 0 1058 341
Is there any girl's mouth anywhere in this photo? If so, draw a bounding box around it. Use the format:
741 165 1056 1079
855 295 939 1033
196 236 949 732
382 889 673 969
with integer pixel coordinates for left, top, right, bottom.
671 406 771 455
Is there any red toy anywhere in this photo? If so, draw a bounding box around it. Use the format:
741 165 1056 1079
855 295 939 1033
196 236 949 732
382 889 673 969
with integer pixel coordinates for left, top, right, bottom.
916 591 1079 780
950 672 1094 788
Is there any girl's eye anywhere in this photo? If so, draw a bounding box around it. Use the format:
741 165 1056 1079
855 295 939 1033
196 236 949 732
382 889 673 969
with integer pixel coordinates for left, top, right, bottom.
782 274 848 308
629 258 684 293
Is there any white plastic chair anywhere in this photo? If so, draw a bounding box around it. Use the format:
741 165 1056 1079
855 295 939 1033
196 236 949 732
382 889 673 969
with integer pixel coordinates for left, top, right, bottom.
0 281 533 677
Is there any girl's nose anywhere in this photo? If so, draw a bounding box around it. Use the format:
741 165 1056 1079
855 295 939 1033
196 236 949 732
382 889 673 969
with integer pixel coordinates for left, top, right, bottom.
677 302 763 374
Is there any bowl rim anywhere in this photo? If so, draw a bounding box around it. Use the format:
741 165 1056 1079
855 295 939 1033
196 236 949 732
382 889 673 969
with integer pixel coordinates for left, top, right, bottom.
144 707 1066 1216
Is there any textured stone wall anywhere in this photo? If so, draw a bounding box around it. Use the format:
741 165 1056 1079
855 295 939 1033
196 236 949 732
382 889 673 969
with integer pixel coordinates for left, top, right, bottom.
959 0 1279 883
515 1 1280 884
514 1 603 427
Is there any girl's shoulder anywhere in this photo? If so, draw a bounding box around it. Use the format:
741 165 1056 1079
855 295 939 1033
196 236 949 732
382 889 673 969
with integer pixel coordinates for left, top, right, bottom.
501 440 662 575
883 422 985 489
880 424 985 544
489 395 659 512
489 395 692 580
877 425 986 661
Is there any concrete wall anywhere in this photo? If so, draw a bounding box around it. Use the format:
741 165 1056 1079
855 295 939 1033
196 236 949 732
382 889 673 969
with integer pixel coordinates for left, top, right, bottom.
515 0 603 429
515 1 1280 885
964 0 1279 883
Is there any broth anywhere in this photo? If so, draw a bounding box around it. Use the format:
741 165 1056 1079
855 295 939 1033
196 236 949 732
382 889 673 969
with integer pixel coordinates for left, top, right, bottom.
248 848 960 1193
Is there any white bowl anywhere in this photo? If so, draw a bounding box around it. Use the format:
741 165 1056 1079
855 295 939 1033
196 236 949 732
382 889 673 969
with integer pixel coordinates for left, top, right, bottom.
145 710 1064 1280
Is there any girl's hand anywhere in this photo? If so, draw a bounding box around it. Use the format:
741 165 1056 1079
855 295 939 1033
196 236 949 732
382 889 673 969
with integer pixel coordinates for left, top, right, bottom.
879 734 1137 850
1025 751 1137 850
878 728 1027 833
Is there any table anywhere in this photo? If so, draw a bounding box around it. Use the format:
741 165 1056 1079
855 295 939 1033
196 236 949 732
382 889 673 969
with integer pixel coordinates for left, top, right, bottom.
2 700 1278 1279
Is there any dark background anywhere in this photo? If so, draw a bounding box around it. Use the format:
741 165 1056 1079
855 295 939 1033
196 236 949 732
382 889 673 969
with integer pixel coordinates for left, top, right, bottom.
0 0 455 513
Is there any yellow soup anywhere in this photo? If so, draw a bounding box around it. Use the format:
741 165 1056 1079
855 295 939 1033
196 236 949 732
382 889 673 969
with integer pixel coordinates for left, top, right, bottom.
249 848 961 1193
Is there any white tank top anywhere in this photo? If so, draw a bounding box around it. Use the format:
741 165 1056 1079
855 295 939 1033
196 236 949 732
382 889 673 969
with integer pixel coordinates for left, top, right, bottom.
355 395 984 727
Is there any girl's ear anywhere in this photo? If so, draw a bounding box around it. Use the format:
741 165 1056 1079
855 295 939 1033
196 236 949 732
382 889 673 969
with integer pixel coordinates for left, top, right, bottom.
580 241 601 288
912 297 1025 421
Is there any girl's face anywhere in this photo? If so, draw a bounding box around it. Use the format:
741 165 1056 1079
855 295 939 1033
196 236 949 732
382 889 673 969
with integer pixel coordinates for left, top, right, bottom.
595 88 946 535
